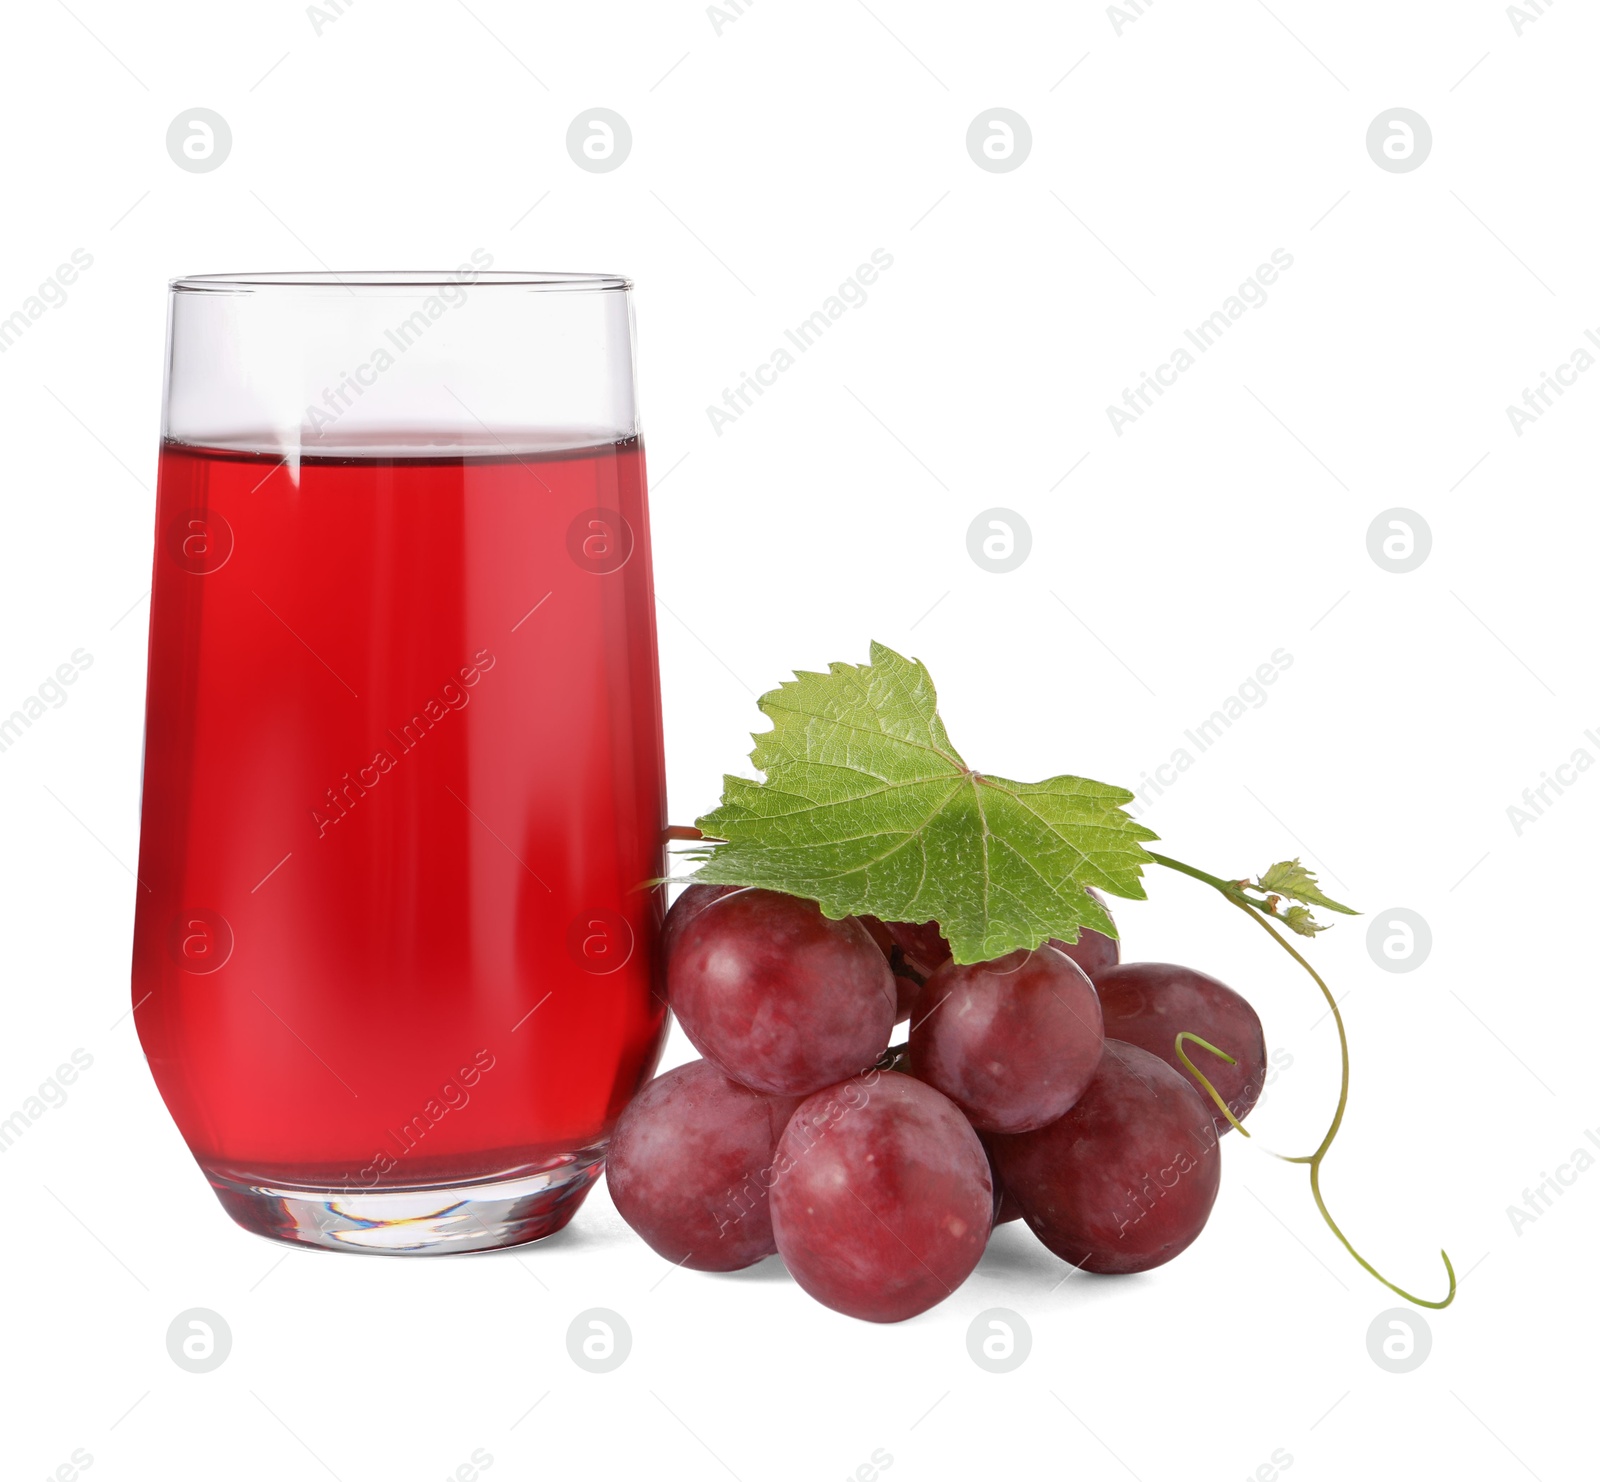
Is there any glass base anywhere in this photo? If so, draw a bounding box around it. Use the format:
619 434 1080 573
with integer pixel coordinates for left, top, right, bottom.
206 1153 604 1255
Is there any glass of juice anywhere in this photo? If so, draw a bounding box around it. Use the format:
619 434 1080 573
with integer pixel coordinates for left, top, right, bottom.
131 269 669 1253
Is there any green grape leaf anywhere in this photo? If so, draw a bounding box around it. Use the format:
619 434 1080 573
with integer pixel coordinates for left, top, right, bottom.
1255 859 1357 917
692 642 1158 964
1279 904 1330 938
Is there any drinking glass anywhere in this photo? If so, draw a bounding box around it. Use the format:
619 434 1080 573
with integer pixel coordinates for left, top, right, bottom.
132 270 669 1253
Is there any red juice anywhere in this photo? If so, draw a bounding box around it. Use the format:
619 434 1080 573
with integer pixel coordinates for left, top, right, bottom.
132 438 669 1233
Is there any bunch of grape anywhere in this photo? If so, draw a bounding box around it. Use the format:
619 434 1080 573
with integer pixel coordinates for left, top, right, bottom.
606 884 1268 1322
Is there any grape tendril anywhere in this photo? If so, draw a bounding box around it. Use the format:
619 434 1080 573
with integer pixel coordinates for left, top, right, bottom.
1153 853 1456 1310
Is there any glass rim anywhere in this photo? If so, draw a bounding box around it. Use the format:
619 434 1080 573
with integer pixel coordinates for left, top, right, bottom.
169 270 632 294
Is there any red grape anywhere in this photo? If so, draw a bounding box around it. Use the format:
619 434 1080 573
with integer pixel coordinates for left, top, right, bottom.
770 1071 992 1322
668 889 897 1096
656 883 741 1001
886 893 1117 983
979 1134 1023 1225
990 1039 1221 1274
1091 962 1266 1134
873 909 1119 1025
910 947 1104 1134
876 1041 911 1075
882 919 951 979
606 1058 802 1272
1049 888 1120 978
662 882 741 962
856 913 896 959
857 915 925 1023
891 975 921 1025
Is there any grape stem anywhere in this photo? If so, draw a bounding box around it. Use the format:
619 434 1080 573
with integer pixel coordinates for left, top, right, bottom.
1149 852 1457 1311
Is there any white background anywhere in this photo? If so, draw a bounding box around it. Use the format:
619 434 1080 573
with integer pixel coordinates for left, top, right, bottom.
3 2 1595 1478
